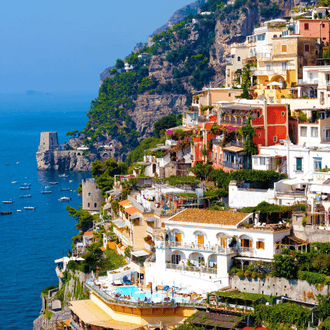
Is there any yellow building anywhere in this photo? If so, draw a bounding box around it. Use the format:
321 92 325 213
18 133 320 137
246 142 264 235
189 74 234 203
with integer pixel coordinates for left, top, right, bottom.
256 36 317 103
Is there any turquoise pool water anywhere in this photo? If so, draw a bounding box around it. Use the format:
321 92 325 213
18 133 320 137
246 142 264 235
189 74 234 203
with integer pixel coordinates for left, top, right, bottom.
114 286 189 303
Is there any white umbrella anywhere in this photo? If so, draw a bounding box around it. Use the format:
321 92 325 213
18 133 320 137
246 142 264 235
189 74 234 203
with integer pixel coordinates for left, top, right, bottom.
135 290 145 294
267 81 282 86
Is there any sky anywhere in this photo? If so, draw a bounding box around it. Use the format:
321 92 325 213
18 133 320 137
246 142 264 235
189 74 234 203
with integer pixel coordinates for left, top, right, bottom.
0 0 195 94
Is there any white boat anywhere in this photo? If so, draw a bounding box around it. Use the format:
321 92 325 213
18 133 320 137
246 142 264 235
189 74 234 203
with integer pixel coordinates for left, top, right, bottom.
41 191 52 194
17 210 22 212
24 206 36 210
69 180 73 183
49 182 58 185
59 197 71 202
16 162 20 164
19 194 32 198
19 186 30 190
59 174 69 178
2 201 13 204
11 181 18 184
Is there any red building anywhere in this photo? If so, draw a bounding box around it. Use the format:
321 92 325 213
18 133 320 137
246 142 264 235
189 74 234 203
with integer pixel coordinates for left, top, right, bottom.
297 19 330 43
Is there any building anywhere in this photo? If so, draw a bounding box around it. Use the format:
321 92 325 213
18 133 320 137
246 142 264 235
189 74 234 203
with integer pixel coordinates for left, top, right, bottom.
38 132 60 152
146 209 290 293
256 35 317 103
295 19 330 43
82 178 104 212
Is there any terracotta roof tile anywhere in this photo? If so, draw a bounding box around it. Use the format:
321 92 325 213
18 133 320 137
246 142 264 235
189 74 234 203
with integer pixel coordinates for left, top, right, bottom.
83 230 94 237
125 206 139 215
118 200 131 206
169 208 250 226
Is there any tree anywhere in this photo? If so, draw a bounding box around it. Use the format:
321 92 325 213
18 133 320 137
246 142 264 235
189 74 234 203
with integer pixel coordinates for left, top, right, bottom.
238 64 252 99
272 254 298 280
190 162 213 180
66 130 79 137
115 59 124 70
238 115 257 160
67 206 95 234
154 114 182 138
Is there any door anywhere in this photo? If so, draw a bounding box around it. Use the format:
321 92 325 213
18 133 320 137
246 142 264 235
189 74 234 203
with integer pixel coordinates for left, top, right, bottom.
198 235 204 245
175 232 182 243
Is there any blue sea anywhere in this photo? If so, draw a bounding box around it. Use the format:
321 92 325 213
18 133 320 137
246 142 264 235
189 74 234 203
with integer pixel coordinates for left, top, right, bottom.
0 93 96 329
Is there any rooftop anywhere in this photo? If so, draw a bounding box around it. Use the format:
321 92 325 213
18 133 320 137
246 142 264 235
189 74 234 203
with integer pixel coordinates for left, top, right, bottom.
118 200 131 206
125 206 140 215
168 209 251 226
83 230 94 237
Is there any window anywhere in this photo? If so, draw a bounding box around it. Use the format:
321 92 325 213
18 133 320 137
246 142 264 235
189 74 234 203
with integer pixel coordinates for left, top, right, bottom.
175 232 182 242
300 126 307 137
94 203 97 208
88 192 91 196
273 136 278 142
256 241 265 250
282 111 285 116
321 92 325 104
296 157 303 171
260 157 265 166
241 239 252 248
88 203 90 207
304 23 309 30
311 127 318 138
171 254 181 265
314 158 322 171
304 44 310 53
253 157 259 165
282 62 288 70
228 93 231 97
326 74 330 84
257 34 265 41
281 44 287 53
323 24 325 28
237 56 241 61
258 133 261 137
266 64 272 71
326 129 330 141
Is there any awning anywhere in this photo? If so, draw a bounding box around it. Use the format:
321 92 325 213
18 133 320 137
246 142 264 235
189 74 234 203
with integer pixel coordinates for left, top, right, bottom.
223 146 245 153
146 216 158 222
69 300 139 329
130 214 141 220
131 250 150 258
112 219 126 228
310 184 330 194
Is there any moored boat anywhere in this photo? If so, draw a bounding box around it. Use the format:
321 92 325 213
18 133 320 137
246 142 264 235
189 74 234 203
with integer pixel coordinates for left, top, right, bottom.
19 186 30 190
19 194 32 198
24 206 36 210
2 201 13 204
49 182 58 185
59 197 71 202
1 211 12 215
41 191 52 194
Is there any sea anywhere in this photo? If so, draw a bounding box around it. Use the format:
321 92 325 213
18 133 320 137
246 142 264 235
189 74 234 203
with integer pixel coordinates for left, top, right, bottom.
0 92 97 329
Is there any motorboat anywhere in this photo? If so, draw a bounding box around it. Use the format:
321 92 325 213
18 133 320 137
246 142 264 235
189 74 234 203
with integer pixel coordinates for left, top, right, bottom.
2 201 13 204
59 197 71 202
19 186 30 190
19 194 32 198
24 206 36 210
1 211 12 215
58 174 69 178
49 182 58 185
17 210 22 212
60 188 70 191
11 181 18 184
41 191 52 194
69 180 73 183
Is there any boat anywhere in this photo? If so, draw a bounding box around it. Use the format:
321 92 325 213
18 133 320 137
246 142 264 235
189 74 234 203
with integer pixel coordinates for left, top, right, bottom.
45 185 51 188
11 181 18 184
2 201 13 204
1 211 12 215
58 174 69 178
59 197 71 202
41 191 52 194
49 182 59 185
17 210 22 212
16 162 20 164
60 188 70 191
23 183 31 186
19 186 30 190
69 180 73 183
19 194 32 198
24 206 36 210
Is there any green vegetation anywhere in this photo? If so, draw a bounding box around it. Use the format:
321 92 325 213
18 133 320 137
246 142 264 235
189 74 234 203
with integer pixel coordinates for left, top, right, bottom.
212 290 271 304
156 175 200 187
237 64 252 99
91 159 128 196
66 206 97 242
154 113 182 138
254 303 312 330
41 284 58 297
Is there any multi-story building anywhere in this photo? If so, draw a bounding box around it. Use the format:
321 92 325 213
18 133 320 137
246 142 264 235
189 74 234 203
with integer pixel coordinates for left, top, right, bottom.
146 209 290 293
256 35 317 103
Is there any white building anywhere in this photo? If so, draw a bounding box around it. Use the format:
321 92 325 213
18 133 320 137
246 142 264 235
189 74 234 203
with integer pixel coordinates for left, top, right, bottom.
146 209 290 293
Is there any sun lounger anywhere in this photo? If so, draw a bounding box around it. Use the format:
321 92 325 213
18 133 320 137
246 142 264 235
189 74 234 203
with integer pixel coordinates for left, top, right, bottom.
123 276 132 285
163 285 170 291
112 280 123 286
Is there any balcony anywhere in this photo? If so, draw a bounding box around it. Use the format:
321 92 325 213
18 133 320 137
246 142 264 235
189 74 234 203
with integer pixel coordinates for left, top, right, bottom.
166 263 217 274
147 225 154 235
220 161 244 170
158 240 236 255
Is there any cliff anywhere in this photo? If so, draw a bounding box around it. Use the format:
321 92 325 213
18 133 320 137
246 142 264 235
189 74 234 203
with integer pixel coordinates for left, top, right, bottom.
55 0 315 167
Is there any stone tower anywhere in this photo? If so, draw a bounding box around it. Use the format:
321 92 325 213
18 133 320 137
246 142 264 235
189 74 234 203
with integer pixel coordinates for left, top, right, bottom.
82 178 104 212
38 132 60 152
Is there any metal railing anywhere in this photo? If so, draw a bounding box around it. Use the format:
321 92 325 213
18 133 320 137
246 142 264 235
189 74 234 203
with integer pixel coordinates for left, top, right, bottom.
85 282 178 309
158 240 236 254
220 161 242 170
166 263 217 274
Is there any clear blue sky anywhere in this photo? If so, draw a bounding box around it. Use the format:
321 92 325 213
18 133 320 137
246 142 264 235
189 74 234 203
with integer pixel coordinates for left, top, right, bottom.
0 0 194 94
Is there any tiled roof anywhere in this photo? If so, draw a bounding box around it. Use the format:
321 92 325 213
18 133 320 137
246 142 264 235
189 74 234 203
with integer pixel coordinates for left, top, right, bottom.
118 200 131 206
83 230 94 237
125 206 139 215
169 208 250 226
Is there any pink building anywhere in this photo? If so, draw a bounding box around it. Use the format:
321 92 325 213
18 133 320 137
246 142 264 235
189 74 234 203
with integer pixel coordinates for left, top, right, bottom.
298 19 330 43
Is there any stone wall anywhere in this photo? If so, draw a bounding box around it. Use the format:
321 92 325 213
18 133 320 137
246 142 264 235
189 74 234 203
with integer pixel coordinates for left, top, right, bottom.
82 178 104 212
230 275 329 305
294 225 330 243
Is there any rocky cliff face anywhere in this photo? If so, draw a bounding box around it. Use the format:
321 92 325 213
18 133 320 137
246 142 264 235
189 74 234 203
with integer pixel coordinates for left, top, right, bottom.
36 150 95 172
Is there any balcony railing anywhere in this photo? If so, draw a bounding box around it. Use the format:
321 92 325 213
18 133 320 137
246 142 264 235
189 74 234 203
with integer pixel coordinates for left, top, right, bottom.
158 240 236 254
166 263 217 274
220 161 245 170
85 281 178 309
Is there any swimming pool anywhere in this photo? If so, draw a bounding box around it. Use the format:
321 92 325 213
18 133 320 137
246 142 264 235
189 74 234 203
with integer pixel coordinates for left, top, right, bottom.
113 286 190 303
